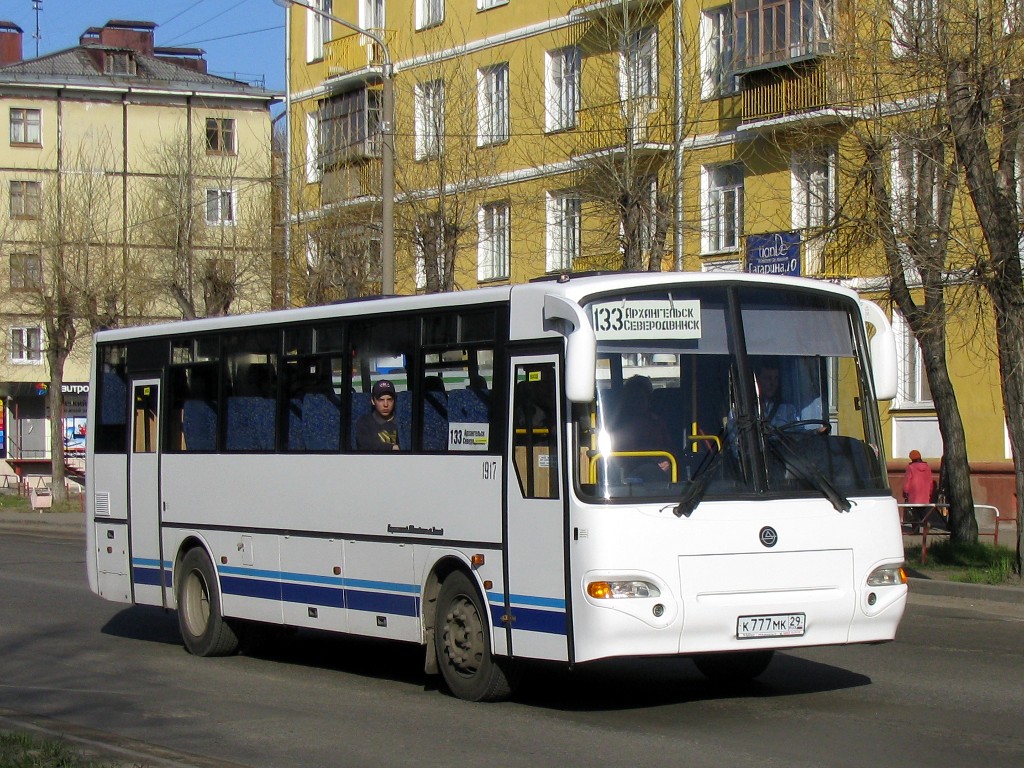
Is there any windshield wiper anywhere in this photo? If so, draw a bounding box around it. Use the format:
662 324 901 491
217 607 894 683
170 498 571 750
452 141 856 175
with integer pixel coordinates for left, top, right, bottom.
673 416 750 518
762 424 852 512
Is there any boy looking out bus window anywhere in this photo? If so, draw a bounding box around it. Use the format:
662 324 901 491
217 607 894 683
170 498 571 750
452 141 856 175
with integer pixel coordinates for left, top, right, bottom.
355 380 400 451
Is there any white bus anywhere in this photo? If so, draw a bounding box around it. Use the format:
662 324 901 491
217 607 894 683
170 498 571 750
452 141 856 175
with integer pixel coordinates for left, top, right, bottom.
86 272 907 701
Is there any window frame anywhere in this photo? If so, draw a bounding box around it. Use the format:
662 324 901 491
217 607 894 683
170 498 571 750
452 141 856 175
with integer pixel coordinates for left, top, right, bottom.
791 146 836 230
306 0 333 62
205 188 237 226
545 46 581 132
892 311 933 408
10 325 43 364
700 7 737 99
9 252 43 291
477 63 510 147
701 164 744 254
546 190 581 272
416 0 445 29
620 26 658 102
10 107 42 146
9 179 42 220
414 78 445 160
478 201 510 281
205 117 237 155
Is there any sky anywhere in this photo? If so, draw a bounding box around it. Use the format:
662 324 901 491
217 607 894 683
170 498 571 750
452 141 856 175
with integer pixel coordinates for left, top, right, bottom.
3 0 286 92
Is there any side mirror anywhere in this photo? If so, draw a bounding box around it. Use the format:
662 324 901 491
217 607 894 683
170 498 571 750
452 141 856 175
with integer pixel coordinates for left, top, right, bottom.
860 300 897 401
543 295 596 403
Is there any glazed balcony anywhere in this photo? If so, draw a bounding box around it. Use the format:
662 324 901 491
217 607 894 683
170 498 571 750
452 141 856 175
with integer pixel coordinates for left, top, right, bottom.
734 0 834 73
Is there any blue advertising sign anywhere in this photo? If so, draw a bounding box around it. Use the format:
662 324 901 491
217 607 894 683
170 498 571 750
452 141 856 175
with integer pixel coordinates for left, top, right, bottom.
746 232 801 276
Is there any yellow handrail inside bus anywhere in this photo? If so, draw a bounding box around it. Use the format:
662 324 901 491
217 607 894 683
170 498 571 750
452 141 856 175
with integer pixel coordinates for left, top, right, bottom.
588 451 678 483
688 432 722 451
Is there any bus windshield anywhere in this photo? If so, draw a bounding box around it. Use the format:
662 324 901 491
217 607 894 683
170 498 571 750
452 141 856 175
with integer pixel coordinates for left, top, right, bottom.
577 285 888 504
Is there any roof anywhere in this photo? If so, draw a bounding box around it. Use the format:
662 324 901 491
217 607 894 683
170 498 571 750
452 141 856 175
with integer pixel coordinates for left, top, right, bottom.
0 43 279 100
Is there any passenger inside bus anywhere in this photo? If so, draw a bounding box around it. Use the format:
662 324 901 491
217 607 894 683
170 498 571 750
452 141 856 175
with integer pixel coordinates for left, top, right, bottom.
354 379 401 451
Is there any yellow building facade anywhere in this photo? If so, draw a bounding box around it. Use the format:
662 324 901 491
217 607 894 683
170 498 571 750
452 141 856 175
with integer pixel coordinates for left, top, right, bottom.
0 19 278 473
282 0 1015 512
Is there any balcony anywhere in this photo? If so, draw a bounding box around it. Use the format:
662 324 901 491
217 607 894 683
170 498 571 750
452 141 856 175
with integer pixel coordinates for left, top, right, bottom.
324 28 395 79
575 97 674 157
734 0 834 73
740 59 851 125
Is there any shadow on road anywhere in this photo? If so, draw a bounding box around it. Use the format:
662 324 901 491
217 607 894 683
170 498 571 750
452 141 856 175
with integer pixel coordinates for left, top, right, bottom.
100 606 870 710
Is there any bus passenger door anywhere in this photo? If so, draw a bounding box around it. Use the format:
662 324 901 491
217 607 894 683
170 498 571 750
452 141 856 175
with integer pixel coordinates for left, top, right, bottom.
504 356 569 661
128 379 165 606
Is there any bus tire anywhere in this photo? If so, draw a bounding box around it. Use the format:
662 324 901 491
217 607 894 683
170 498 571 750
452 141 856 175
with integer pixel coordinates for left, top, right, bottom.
693 650 774 682
176 548 239 657
434 570 514 702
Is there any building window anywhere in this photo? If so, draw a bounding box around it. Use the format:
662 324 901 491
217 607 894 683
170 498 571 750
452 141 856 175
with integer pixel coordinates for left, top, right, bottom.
414 79 444 160
477 63 509 146
546 191 581 272
893 311 933 407
416 0 444 29
478 201 510 281
621 27 658 101
700 8 737 98
205 189 236 225
361 0 385 30
892 0 938 56
10 180 42 219
545 46 580 132
307 0 333 62
10 252 42 291
792 147 836 230
10 326 42 364
205 118 236 155
701 165 743 253
104 52 137 75
477 0 509 9
10 108 41 145
892 135 943 231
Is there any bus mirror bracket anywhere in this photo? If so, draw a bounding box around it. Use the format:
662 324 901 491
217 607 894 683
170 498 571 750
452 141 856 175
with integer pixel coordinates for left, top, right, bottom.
861 300 897 401
543 295 596 403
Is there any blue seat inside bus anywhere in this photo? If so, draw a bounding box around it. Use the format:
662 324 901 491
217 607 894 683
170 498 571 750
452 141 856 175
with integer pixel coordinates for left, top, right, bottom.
101 370 127 425
422 377 448 451
303 391 341 451
182 399 217 451
225 397 276 451
449 387 489 425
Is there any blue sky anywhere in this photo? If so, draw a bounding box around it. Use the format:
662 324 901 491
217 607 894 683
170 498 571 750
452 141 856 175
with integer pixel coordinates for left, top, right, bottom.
4 0 286 92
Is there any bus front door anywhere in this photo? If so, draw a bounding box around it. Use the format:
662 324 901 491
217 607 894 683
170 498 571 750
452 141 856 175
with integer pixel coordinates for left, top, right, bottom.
128 379 165 606
505 356 569 662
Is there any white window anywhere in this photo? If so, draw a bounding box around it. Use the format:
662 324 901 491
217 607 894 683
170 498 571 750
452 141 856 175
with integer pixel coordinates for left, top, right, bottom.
361 0 385 30
546 191 581 272
414 79 444 160
891 135 942 230
205 189 236 225
478 201 510 281
893 311 933 407
306 0 332 62
545 47 580 132
9 180 42 219
477 0 509 9
10 108 41 145
792 147 836 230
416 0 444 29
700 8 736 99
701 164 743 253
10 326 42 363
892 0 938 56
477 63 509 146
306 112 321 183
620 27 658 101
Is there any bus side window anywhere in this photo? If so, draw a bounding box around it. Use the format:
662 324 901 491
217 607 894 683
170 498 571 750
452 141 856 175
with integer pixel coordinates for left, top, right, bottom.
512 364 558 499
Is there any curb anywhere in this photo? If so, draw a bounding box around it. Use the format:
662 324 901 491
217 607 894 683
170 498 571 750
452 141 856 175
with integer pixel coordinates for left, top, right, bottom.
907 577 1023 605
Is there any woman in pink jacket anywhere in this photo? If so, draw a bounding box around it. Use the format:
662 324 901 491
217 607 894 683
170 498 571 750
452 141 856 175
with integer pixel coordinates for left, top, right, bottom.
902 450 936 530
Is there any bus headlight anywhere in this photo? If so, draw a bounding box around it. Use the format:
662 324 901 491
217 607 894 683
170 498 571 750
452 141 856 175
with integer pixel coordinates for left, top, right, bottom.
866 564 907 587
587 580 661 599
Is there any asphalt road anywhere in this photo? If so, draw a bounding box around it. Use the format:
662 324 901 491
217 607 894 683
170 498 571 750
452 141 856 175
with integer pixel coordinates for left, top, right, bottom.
1 531 1022 768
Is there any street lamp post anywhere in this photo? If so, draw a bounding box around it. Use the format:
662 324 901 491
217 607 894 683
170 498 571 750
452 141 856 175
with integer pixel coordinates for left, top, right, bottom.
273 0 396 296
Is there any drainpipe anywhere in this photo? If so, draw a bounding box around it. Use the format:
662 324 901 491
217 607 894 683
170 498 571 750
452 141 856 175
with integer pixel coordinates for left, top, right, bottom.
673 0 684 272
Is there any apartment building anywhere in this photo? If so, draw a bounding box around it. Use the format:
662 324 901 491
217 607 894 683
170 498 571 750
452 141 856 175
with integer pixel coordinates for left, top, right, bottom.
281 1 1015 510
0 19 279 472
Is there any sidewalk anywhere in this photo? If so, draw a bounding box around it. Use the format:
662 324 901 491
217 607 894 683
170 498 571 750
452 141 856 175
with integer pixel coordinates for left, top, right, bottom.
1 507 1021 604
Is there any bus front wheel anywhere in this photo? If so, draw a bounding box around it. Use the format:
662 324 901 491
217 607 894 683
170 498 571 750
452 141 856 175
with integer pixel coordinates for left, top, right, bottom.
176 548 239 657
693 650 774 682
434 570 515 702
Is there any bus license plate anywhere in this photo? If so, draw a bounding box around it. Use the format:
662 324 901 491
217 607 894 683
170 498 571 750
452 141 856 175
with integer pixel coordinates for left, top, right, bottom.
737 613 806 639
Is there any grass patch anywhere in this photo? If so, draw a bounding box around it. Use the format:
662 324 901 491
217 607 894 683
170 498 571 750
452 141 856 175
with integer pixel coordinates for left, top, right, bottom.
0 491 82 514
0 731 115 768
905 540 1017 585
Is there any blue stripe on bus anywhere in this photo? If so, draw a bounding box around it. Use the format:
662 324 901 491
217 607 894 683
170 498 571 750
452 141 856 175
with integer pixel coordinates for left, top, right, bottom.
281 581 344 608
219 573 419 617
488 600 567 636
132 564 171 587
346 589 419 617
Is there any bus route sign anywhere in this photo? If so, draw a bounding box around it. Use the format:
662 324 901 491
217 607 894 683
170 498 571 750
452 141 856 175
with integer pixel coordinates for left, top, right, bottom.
591 299 702 340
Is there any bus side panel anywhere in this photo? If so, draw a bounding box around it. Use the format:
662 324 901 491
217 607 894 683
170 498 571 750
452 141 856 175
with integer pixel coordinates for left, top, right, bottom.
280 536 346 632
89 454 132 604
345 540 418 640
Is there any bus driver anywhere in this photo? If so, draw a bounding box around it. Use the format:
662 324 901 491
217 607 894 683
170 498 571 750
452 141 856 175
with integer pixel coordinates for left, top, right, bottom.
355 379 400 451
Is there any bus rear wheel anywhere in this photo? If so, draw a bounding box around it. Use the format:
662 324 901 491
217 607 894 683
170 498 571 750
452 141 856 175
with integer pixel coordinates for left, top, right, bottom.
176 548 239 657
693 650 774 682
434 570 515 702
